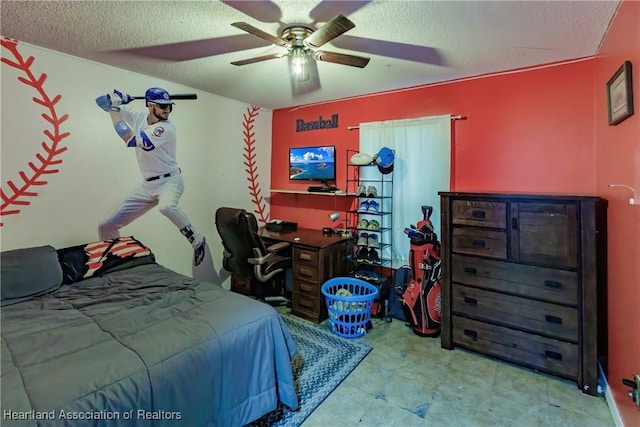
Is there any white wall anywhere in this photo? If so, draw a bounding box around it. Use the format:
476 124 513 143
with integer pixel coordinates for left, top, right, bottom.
1 41 273 285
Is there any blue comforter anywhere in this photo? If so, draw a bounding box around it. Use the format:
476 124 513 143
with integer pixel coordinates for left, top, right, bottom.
1 263 298 426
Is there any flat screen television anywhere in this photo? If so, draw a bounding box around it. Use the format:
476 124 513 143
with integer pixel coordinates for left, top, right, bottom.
289 145 336 186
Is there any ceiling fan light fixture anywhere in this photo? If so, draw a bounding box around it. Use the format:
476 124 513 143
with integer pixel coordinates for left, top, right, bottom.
290 47 307 75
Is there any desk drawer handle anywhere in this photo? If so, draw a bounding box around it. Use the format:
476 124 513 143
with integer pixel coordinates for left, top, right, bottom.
463 267 477 275
298 253 313 261
300 299 313 309
300 283 314 293
463 297 478 306
544 350 563 361
471 210 486 219
545 315 563 324
299 268 314 277
471 239 486 248
544 280 562 289
463 329 478 340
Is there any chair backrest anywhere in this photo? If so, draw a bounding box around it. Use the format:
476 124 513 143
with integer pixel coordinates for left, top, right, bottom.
214 207 268 279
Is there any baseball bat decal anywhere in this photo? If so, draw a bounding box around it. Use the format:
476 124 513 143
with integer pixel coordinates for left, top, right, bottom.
132 94 198 100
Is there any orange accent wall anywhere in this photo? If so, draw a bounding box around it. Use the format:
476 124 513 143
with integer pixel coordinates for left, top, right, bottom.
595 1 640 425
272 2 638 423
272 60 598 229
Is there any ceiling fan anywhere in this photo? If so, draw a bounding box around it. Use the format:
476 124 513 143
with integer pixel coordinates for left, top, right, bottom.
229 15 370 81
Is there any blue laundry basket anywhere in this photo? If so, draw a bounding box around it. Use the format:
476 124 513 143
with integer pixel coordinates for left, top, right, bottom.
321 277 379 338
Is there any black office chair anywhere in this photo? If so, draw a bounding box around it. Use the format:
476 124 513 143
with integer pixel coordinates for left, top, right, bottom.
215 207 291 304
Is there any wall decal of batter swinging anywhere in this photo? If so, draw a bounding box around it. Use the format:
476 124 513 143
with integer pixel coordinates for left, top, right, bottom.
95 88 206 266
0 38 70 227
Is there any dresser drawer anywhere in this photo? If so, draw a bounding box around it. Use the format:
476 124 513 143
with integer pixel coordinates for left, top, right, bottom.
452 227 507 259
452 316 579 379
452 200 506 228
452 284 578 341
451 254 578 305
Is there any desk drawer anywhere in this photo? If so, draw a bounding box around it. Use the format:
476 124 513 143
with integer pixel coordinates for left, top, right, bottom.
292 291 326 323
451 254 578 305
293 279 320 297
452 316 578 379
452 227 507 259
452 284 578 341
452 200 506 228
294 247 320 266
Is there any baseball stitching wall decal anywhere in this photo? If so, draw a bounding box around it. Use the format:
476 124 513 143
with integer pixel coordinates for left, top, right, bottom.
242 105 270 224
0 38 70 227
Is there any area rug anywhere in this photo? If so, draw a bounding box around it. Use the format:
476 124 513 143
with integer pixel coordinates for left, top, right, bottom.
248 313 373 427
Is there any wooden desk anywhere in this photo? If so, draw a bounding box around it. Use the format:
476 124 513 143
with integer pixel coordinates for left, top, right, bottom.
259 227 348 323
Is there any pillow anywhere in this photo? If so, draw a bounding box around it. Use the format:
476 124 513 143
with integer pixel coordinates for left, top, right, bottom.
1 245 63 305
57 236 155 284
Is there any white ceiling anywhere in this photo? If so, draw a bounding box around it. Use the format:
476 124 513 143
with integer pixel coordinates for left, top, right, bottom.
1 1 620 110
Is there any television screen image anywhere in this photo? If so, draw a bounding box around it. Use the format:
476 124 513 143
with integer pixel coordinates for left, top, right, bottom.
289 145 336 181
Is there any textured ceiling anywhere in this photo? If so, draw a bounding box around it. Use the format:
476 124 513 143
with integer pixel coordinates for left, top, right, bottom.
1 0 620 110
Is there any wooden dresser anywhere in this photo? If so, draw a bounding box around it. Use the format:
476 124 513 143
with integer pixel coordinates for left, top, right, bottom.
260 227 347 323
439 192 607 395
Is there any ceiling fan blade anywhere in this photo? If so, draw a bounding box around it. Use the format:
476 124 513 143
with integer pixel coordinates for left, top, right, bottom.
314 50 370 68
332 35 447 66
231 22 289 47
304 15 355 49
115 35 270 61
231 53 286 66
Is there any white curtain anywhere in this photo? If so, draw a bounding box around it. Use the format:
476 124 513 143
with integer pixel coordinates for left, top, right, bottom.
360 115 451 266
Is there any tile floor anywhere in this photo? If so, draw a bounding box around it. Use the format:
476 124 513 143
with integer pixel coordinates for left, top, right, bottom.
295 313 614 427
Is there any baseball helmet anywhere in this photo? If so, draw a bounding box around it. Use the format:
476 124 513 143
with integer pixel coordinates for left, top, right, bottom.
350 152 374 166
373 147 395 174
145 87 174 105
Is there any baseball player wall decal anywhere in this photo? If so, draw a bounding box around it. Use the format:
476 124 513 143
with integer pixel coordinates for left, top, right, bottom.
95 87 206 266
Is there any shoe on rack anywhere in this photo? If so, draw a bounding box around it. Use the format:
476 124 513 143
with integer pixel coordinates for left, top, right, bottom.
367 185 378 198
367 200 380 213
358 200 370 212
354 268 368 280
355 245 369 263
194 237 206 266
366 219 380 231
367 234 379 248
356 185 367 197
368 248 381 264
357 219 369 230
357 232 369 246
364 269 381 283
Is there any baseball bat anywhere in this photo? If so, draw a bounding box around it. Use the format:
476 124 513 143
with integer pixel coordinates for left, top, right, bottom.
131 94 198 100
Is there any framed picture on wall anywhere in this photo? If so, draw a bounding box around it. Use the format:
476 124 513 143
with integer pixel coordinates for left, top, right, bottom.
606 60 634 126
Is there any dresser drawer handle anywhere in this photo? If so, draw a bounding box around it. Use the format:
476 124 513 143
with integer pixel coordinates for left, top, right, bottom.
471 239 486 248
463 267 477 275
298 253 313 261
463 297 478 306
471 210 486 219
544 280 562 289
545 315 563 324
463 329 478 340
544 350 563 361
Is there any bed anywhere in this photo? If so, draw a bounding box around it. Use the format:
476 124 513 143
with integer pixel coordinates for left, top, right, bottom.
1 237 299 427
